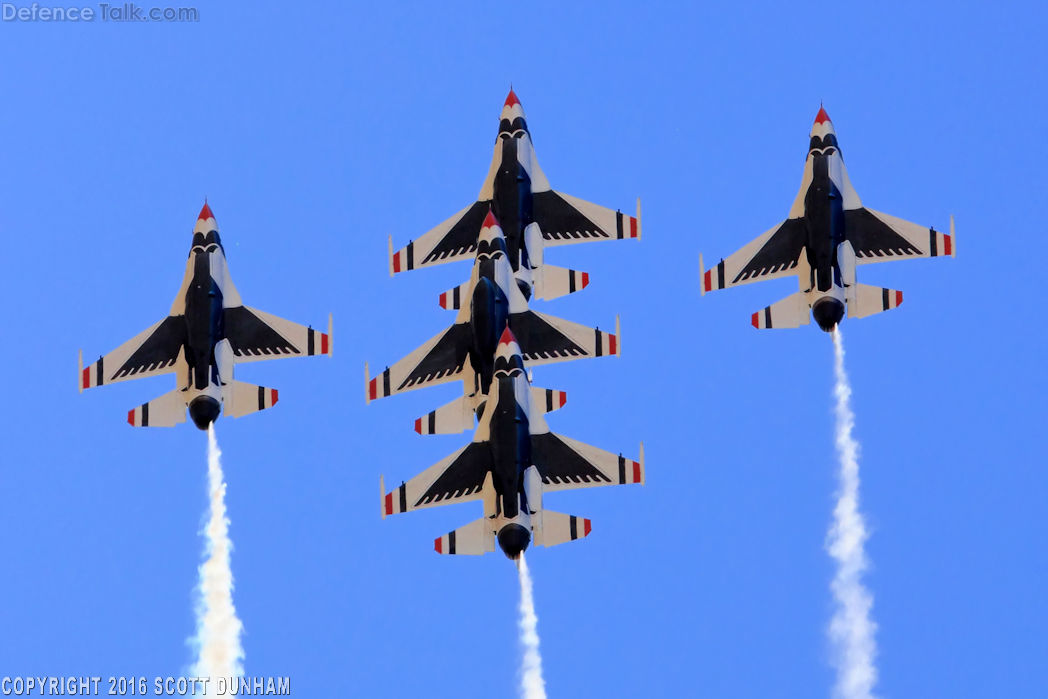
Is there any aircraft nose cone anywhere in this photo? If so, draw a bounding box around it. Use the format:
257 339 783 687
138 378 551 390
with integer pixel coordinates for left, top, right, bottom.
497 523 531 560
188 396 221 430
812 297 845 332
197 201 215 222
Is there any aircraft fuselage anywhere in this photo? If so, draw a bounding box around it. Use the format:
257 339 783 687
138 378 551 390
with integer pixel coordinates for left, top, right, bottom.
469 272 509 395
802 147 848 331
486 374 534 559
181 233 229 429
491 135 533 274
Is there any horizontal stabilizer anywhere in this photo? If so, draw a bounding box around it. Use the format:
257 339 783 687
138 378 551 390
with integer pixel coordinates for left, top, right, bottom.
434 517 496 555
224 380 279 418
534 510 592 548
127 389 187 428
438 281 471 310
534 264 590 301
531 387 567 415
847 283 903 320
752 291 811 329
415 394 475 435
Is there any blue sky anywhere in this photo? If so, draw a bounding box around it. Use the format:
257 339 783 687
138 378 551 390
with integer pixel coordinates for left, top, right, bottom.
0 1 1044 696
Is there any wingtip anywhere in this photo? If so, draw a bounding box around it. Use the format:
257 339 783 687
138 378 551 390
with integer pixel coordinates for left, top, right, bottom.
380 475 386 520
950 215 956 257
639 442 646 486
615 315 621 356
364 362 371 404
636 197 642 240
387 235 394 278
327 314 334 356
698 254 706 297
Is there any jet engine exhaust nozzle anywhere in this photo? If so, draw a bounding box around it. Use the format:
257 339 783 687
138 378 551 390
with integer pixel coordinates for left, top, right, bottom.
188 396 221 430
812 297 845 333
497 523 531 560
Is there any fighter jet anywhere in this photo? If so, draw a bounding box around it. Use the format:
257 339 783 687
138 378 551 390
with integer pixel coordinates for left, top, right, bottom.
381 327 643 560
367 210 619 413
388 89 640 300
700 107 955 331
79 202 332 429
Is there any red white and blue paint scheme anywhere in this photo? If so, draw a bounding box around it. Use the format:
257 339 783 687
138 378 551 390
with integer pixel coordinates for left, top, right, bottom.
367 211 619 413
701 107 955 331
381 328 643 560
79 202 332 430
388 89 640 300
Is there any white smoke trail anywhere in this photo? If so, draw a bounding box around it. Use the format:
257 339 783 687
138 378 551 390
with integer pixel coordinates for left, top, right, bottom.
826 327 878 699
516 554 546 699
191 424 244 682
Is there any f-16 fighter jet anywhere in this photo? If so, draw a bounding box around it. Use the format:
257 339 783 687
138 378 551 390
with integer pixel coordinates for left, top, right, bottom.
700 107 955 331
388 89 640 300
381 327 643 560
79 202 332 429
367 211 619 411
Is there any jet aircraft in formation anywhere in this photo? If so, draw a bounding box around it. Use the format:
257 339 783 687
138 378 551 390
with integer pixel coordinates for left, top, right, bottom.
367 211 619 414
75 98 955 565
373 90 643 557
381 328 643 560
389 89 640 301
80 203 332 429
701 107 955 331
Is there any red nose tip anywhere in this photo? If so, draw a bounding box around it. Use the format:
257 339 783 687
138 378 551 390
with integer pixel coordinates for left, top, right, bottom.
197 201 215 221
504 89 520 108
498 326 517 346
814 105 831 125
483 209 499 229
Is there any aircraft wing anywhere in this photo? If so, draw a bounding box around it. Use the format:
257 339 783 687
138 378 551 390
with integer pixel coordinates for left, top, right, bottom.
382 442 492 515
531 433 643 494
510 311 619 366
367 324 472 401
80 316 186 390
532 191 639 247
845 208 955 264
702 218 807 292
223 306 331 363
390 201 490 273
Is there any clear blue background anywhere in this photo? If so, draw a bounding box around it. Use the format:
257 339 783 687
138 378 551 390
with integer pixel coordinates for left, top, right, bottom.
0 1 1044 696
